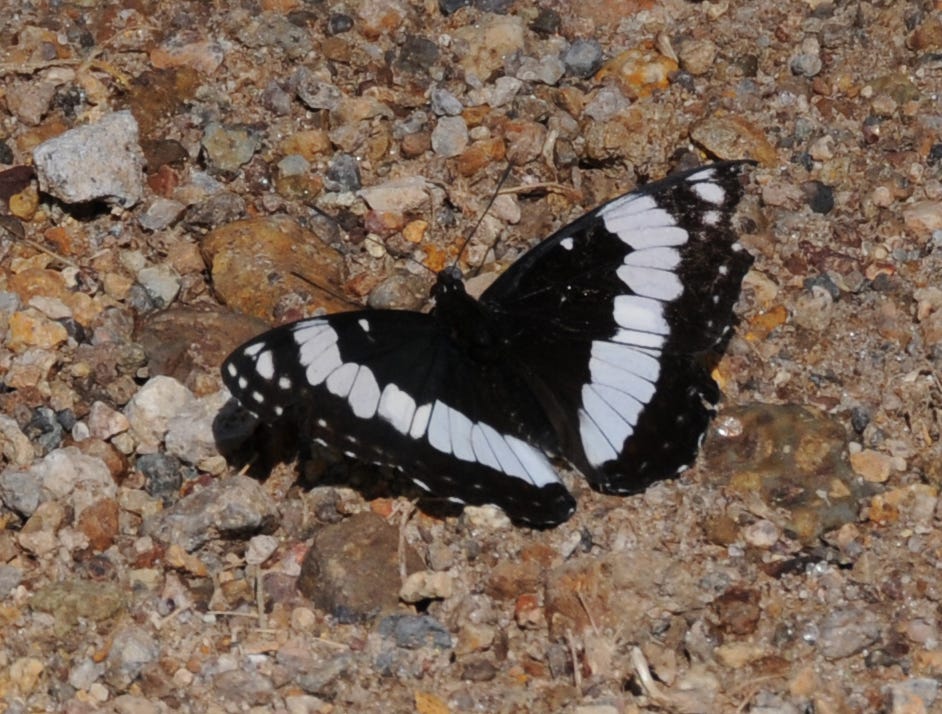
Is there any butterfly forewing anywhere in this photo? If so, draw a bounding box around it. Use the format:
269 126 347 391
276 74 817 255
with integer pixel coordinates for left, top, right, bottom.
222 162 753 525
481 161 754 494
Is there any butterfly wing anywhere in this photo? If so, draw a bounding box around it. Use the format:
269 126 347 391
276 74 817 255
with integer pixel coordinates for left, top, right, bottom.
481 162 754 494
222 310 576 526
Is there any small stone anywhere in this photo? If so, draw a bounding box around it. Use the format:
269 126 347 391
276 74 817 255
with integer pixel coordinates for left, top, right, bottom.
429 87 463 116
358 176 430 212
742 519 781 548
124 376 195 452
903 201 942 239
0 414 36 466
515 55 565 85
142 474 278 552
817 608 881 660
86 401 130 440
0 564 23 598
246 534 279 566
76 498 120 551
454 14 525 80
396 35 440 75
327 13 354 35
678 38 717 76
850 449 894 483
431 116 469 158
136 264 181 309
563 39 603 78
137 452 185 501
202 122 260 174
8 310 68 351
138 198 186 232
324 153 361 191
400 570 454 603
439 0 470 15
33 110 145 208
237 13 313 59
714 586 761 635
298 512 423 622
376 613 452 650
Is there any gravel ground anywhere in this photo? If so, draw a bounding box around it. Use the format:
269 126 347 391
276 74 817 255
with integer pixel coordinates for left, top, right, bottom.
1 1 941 712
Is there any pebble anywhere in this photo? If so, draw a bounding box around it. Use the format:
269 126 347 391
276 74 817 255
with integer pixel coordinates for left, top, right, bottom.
236 13 313 59
790 37 823 77
0 563 23 597
0 414 36 466
30 579 126 636
742 519 781 548
849 448 895 483
376 613 452 650
431 115 469 158
245 534 280 566
77 497 120 551
816 608 881 660
324 153 361 191
903 201 942 240
327 13 354 35
399 570 454 603
201 122 260 174
395 35 440 75
32 110 145 208
358 176 430 212
136 264 181 309
678 38 717 76
8 310 68 351
86 400 130 440
563 39 603 78
138 198 186 232
454 14 525 81
201 216 348 321
429 87 463 116
297 511 424 622
162 390 228 473
703 404 871 544
124 376 196 452
182 191 246 229
137 452 185 501
692 114 777 164
516 55 565 85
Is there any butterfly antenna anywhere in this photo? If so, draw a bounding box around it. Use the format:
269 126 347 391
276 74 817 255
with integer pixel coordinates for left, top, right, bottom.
453 163 514 278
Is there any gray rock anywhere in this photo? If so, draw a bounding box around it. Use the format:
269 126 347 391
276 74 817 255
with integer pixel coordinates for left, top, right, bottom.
516 55 565 85
213 668 276 706
324 153 361 192
295 655 352 695
138 198 186 232
0 468 41 517
201 122 260 173
165 389 231 472
817 608 882 660
430 87 463 116
376 614 452 650
124 376 196 452
142 474 278 552
563 39 603 78
0 564 23 597
136 265 181 309
32 110 145 208
105 625 160 690
430 115 468 158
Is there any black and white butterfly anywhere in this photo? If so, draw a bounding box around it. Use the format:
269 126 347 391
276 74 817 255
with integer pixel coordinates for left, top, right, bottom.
222 162 754 527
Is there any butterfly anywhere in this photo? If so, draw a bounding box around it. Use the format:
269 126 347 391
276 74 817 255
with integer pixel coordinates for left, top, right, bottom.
221 162 754 527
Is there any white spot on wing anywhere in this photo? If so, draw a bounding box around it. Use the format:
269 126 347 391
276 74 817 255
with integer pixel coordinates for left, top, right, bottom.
690 179 725 205
593 341 661 383
470 424 501 471
623 246 681 270
278 376 291 389
304 344 342 385
703 210 721 226
613 295 669 334
448 408 475 461
358 318 370 332
560 237 574 250
255 350 275 380
611 328 665 349
326 362 358 398
579 409 619 466
582 384 632 451
348 366 381 418
427 400 451 454
410 403 432 438
504 435 558 487
244 342 265 358
616 264 684 301
226 363 238 377
378 383 417 434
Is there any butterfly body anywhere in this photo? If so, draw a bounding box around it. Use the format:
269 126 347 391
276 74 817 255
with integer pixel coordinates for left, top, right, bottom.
222 162 754 527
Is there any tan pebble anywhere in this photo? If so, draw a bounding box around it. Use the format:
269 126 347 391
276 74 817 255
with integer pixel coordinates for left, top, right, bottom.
714 642 768 668
678 38 717 76
402 220 428 244
903 201 942 238
849 449 893 483
8 310 68 350
400 570 453 603
10 657 45 695
9 185 39 220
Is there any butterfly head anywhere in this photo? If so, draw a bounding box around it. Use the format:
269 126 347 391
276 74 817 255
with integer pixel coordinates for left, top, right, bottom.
431 265 466 301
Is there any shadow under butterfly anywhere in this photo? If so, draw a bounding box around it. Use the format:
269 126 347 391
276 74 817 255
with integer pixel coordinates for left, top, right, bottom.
217 162 756 528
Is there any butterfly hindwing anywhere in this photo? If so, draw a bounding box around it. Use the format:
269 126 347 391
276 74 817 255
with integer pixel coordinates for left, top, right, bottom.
222 310 576 526
481 162 754 494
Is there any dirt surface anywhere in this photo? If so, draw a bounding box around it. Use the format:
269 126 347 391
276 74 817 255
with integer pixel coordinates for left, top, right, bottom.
1 1 941 712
